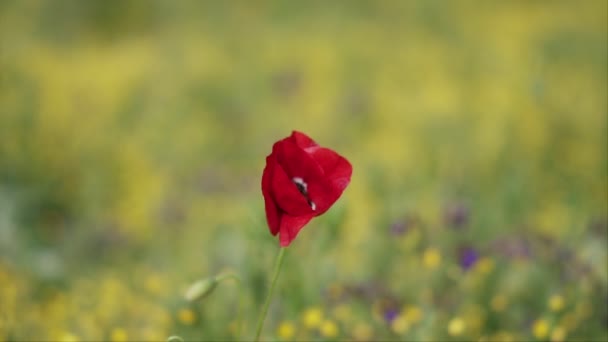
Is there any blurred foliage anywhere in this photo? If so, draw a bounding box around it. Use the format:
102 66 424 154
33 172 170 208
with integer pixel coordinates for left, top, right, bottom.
0 0 606 341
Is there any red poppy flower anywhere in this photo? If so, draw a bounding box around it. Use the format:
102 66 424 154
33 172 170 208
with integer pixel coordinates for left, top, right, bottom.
261 131 352 247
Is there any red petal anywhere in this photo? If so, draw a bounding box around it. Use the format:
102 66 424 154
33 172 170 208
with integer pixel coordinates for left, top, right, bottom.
261 155 281 235
264 131 352 246
271 159 314 216
308 147 353 193
291 131 318 149
273 137 325 186
306 181 339 214
300 147 352 214
279 214 314 247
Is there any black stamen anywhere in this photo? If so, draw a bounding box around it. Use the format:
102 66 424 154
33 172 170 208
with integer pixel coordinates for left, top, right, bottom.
292 177 316 210
295 182 307 195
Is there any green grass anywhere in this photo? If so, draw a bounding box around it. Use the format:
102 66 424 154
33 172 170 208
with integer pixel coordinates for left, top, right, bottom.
0 1 606 341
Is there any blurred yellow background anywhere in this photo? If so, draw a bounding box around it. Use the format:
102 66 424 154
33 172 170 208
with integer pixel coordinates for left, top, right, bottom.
0 1 606 341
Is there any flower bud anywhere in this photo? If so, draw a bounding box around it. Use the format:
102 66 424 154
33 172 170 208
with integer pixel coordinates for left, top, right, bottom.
184 277 218 302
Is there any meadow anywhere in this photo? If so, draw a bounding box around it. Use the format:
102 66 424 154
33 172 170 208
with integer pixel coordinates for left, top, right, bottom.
0 1 606 341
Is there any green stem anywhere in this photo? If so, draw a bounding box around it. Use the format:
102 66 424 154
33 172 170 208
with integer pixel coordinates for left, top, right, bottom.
254 247 287 342
215 273 245 341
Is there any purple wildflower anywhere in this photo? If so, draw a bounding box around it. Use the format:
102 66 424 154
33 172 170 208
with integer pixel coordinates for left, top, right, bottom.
459 247 479 271
390 214 419 236
383 308 399 323
444 202 470 228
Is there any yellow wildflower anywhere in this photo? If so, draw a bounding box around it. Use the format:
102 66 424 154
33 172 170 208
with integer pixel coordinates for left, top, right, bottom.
550 326 567 342
475 257 495 274
319 320 339 338
277 321 296 340
177 308 196 325
448 317 466 336
352 323 372 341
548 295 564 312
532 319 549 340
59 332 79 342
391 314 409 334
302 307 323 329
403 305 422 323
423 248 441 269
110 328 128 342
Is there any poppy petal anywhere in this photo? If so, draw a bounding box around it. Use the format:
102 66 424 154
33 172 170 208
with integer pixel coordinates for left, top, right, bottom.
279 214 315 247
291 130 318 149
302 147 352 214
308 147 353 193
271 159 314 216
261 155 281 235
262 130 352 247
273 137 325 185
306 186 335 214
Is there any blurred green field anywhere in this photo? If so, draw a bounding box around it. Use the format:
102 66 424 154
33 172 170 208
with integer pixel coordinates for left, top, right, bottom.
0 1 607 341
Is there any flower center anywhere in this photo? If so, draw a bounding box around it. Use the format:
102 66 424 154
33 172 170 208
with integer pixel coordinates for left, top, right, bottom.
292 177 316 211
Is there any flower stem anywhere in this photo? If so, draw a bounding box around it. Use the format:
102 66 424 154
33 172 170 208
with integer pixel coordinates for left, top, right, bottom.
215 273 245 340
254 247 286 342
